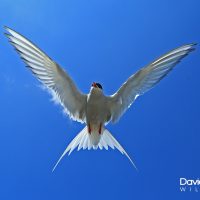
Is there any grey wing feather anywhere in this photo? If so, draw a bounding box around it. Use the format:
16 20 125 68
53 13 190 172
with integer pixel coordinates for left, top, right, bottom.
5 26 87 123
108 43 196 123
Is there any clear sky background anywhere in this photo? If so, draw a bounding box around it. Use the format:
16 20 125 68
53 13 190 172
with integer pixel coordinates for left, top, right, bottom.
0 0 200 199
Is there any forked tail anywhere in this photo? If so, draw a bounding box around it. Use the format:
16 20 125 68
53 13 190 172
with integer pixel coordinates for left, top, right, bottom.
52 126 137 171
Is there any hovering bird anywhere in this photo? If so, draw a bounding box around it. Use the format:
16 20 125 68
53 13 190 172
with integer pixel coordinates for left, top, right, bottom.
5 26 196 171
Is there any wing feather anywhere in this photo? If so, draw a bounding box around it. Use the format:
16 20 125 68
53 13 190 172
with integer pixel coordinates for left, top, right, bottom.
108 43 196 123
5 26 87 123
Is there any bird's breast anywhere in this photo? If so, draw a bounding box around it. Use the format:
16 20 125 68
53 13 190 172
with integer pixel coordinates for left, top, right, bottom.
86 92 108 124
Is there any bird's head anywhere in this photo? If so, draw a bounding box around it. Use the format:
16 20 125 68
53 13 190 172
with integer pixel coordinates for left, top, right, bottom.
91 82 103 91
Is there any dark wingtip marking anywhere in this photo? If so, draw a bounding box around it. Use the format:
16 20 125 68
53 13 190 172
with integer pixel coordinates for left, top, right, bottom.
4 32 11 39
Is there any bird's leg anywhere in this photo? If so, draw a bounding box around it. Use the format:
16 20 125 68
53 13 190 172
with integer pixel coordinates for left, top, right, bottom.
98 123 102 134
88 124 91 134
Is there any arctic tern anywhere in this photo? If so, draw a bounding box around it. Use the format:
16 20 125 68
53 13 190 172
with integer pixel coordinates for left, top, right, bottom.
5 26 196 171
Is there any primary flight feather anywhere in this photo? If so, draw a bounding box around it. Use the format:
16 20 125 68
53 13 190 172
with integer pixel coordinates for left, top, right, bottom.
5 26 196 171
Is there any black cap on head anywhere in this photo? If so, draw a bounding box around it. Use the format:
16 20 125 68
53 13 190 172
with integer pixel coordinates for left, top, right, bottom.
96 83 103 89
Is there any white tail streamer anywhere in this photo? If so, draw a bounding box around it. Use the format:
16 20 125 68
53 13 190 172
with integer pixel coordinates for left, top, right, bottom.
52 127 137 171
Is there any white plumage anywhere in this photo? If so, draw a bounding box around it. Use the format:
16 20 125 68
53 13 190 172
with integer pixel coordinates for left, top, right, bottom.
5 26 196 171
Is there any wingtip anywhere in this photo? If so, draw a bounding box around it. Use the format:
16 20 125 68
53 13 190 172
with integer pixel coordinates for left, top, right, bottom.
4 25 11 33
4 26 12 38
185 42 197 46
4 26 20 38
189 43 197 49
192 42 197 46
187 43 197 49
4 25 8 30
183 43 197 53
4 32 10 37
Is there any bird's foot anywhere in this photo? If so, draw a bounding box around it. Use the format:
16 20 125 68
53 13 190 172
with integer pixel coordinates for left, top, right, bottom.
88 124 91 134
98 123 102 134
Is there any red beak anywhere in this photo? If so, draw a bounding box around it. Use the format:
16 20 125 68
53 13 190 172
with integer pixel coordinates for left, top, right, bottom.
92 82 97 88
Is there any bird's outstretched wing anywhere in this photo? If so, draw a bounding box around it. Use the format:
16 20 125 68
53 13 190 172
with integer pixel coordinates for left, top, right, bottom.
107 43 196 123
5 26 87 123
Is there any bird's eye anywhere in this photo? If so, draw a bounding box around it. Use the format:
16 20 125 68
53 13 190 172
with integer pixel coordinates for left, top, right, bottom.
96 83 103 89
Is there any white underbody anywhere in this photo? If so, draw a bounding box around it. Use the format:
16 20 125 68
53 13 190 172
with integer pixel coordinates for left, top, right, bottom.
86 87 110 145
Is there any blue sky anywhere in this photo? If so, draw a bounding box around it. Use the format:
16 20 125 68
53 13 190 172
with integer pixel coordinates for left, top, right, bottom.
0 0 200 199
